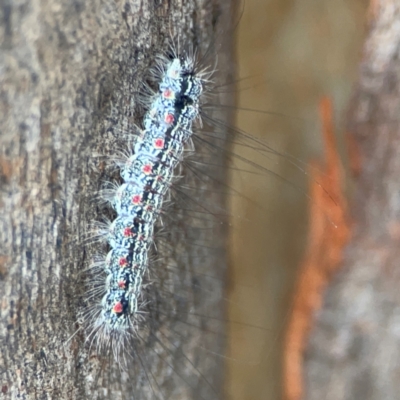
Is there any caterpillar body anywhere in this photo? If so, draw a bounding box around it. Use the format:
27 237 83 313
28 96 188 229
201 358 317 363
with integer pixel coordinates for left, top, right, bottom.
86 53 209 355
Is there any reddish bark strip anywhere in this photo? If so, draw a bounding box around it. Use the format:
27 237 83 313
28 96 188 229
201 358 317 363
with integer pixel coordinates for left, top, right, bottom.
283 98 351 400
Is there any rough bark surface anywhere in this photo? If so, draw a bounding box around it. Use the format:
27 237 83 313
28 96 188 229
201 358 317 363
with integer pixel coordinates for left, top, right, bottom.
0 1 234 399
305 1 400 399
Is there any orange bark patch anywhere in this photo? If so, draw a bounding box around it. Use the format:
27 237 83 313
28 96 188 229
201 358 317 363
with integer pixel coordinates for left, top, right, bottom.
0 157 14 183
283 97 351 400
0 255 9 279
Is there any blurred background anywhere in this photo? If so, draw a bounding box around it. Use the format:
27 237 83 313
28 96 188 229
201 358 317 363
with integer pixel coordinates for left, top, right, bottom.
227 1 368 399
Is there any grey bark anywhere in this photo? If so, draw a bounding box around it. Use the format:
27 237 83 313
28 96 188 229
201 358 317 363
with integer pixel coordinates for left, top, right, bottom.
305 2 400 399
0 0 234 399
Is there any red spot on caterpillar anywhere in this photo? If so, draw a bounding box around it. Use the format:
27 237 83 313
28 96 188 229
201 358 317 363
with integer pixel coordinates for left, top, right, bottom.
143 164 152 174
163 89 174 99
164 113 174 124
132 194 141 204
119 257 128 267
112 302 123 314
154 138 164 149
118 280 126 289
123 227 133 237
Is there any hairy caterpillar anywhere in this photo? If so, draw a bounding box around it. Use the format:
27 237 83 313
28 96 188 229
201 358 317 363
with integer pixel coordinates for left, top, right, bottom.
70 23 234 398
84 50 210 358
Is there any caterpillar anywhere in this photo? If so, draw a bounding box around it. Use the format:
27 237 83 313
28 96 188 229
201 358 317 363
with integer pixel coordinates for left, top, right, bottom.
85 51 209 357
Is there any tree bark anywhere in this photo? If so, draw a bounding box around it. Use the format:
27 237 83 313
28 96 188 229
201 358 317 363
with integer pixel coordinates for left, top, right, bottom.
0 1 234 398
305 1 400 399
